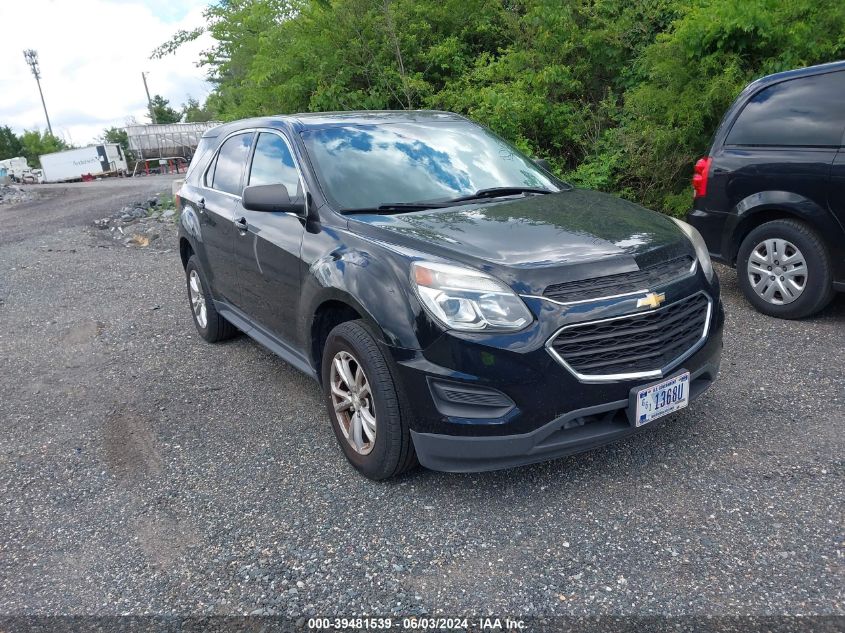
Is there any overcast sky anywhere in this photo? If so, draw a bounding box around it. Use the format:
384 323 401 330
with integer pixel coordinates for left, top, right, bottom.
0 0 214 146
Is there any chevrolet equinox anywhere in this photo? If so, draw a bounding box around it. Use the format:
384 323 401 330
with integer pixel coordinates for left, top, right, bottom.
177 111 724 479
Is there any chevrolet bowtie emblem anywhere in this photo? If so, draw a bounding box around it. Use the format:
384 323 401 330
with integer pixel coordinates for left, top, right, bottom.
637 292 666 309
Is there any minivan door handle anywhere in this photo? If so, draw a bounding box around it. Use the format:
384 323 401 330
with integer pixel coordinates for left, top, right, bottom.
234 216 248 231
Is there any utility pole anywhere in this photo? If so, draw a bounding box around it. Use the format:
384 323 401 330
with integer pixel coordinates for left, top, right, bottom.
141 72 157 124
23 49 53 136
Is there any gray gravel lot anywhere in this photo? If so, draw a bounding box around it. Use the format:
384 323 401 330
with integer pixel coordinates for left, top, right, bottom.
0 181 842 619
0 176 180 246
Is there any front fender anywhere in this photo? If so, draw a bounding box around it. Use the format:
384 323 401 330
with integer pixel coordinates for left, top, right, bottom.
723 190 841 262
298 236 438 352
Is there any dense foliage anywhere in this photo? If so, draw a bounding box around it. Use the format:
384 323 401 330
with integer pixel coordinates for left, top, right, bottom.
159 0 845 215
0 128 71 168
181 97 216 123
0 126 72 168
0 126 23 160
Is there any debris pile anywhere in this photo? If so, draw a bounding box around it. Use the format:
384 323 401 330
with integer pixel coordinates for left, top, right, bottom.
93 195 177 248
0 184 35 206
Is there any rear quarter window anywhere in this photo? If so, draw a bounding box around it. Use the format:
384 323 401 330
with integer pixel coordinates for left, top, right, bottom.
726 71 845 147
186 137 215 184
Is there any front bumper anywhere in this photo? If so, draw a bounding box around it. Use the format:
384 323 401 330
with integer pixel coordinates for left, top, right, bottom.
388 277 724 472
410 360 719 472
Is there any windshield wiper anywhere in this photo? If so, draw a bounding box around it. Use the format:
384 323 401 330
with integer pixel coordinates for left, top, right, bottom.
443 186 553 204
343 202 451 214
342 187 553 214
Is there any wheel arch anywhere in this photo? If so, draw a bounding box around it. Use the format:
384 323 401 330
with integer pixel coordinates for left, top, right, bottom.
309 296 369 383
725 191 840 265
179 236 194 269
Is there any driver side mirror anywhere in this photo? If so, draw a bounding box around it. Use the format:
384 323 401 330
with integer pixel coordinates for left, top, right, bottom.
242 184 303 214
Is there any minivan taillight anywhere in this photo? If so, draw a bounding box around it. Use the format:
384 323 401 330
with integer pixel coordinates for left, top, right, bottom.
692 157 712 198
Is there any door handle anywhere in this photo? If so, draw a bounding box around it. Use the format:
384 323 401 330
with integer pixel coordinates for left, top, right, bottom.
234 216 248 231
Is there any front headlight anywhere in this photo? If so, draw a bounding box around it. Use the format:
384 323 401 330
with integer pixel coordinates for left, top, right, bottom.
672 218 715 281
410 261 533 332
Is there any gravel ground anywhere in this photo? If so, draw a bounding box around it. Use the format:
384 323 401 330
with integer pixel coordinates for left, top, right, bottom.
0 182 842 621
0 176 180 246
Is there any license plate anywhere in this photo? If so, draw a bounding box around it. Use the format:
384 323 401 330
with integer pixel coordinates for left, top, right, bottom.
634 372 690 427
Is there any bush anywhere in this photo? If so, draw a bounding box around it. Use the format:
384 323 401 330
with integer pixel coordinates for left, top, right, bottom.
157 0 845 213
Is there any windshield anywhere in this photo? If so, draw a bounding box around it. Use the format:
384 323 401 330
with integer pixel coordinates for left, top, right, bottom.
300 120 561 210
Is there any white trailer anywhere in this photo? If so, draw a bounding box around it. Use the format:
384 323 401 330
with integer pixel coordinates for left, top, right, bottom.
39 144 128 183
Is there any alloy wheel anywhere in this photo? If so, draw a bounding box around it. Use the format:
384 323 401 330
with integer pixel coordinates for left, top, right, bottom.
329 350 376 455
188 269 208 328
747 238 807 305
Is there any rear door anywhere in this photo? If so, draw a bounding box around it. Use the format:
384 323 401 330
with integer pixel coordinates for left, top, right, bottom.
233 130 306 343
196 131 255 305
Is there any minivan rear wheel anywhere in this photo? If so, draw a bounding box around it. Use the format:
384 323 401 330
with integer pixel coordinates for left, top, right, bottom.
737 220 834 319
321 320 417 480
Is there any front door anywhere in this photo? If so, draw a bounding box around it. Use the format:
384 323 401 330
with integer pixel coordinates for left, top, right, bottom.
234 130 306 343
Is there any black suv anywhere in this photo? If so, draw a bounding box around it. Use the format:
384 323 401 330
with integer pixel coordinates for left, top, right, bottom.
688 60 845 319
177 111 723 479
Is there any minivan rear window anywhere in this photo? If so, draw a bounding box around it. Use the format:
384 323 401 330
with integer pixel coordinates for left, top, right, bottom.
726 71 845 147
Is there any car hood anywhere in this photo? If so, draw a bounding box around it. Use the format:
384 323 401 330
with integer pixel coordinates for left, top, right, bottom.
346 189 694 296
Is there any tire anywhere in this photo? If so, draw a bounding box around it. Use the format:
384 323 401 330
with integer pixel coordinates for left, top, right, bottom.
185 255 238 342
736 219 834 319
321 320 417 480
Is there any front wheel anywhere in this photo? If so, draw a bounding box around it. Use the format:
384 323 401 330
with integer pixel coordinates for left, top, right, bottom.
321 320 417 480
737 219 834 319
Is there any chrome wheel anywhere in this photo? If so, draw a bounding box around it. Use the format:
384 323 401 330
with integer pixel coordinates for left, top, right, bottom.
188 270 208 328
747 238 807 305
329 350 376 455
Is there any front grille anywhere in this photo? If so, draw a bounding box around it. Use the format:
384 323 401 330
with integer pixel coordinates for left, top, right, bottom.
549 293 710 378
543 256 694 303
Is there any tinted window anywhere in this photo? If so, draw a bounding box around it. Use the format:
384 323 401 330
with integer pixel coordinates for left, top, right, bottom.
248 132 301 197
727 72 845 146
188 137 215 184
300 121 559 209
210 133 253 195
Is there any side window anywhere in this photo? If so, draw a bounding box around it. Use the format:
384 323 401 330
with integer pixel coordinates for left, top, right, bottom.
248 132 301 198
209 132 253 195
727 72 845 147
188 137 215 184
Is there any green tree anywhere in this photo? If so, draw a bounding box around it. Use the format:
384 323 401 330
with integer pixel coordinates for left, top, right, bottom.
99 126 130 151
0 125 24 160
152 0 845 215
148 95 182 124
181 97 216 122
18 130 71 168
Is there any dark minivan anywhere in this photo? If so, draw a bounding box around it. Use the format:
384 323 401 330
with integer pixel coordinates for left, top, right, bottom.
688 60 845 318
178 111 722 479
